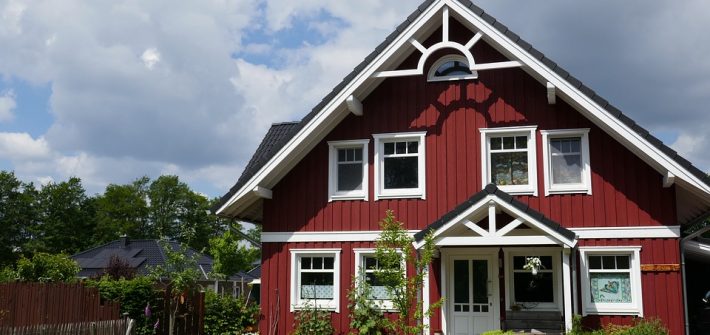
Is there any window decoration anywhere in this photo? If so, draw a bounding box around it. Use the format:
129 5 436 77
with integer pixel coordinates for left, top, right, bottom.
427 55 478 82
373 132 426 200
480 126 537 195
579 247 643 316
541 129 591 195
328 140 369 201
290 249 341 312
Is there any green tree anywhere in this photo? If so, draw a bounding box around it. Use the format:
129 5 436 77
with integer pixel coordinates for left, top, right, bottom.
150 239 202 335
93 177 150 244
148 176 221 251
0 171 38 265
208 228 260 277
12 252 80 282
29 177 96 254
374 210 442 335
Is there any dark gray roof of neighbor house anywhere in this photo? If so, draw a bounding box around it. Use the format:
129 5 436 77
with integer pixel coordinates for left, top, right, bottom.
214 0 710 216
414 184 577 243
72 238 212 279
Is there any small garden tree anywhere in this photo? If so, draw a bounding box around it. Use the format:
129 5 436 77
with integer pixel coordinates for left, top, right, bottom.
374 210 442 335
150 240 202 335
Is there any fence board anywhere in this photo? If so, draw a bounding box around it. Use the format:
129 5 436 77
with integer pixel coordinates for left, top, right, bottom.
0 283 120 327
0 319 129 335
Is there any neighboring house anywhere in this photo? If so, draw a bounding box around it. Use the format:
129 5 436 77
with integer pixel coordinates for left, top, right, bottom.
72 237 260 298
214 1 710 334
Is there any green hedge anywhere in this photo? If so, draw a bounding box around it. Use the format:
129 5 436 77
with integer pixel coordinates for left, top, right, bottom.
204 290 259 335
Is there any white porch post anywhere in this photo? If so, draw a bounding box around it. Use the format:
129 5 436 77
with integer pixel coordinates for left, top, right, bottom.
423 263 430 335
562 248 573 332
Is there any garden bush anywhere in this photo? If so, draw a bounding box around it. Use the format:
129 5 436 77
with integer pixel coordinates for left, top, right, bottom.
204 290 259 335
86 275 160 335
569 315 668 335
292 301 334 335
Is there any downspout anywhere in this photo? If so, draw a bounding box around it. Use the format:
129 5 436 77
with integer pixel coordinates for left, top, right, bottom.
681 223 710 335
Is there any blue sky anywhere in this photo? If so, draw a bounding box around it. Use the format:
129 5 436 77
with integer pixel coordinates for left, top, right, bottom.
0 0 708 198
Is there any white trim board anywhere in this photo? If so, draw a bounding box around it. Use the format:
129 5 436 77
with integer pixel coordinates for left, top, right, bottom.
570 226 680 239
261 226 680 243
262 230 419 243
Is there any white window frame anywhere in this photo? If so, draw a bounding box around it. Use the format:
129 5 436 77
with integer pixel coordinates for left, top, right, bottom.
290 248 341 312
541 129 592 196
353 248 405 311
373 131 427 200
579 246 643 317
480 126 538 195
504 248 563 311
328 139 370 201
427 54 478 82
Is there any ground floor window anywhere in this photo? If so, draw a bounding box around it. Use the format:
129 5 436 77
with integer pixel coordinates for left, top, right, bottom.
290 249 341 312
579 247 643 316
353 248 403 310
505 248 561 311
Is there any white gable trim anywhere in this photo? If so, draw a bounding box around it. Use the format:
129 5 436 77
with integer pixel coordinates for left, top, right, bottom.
213 0 447 216
413 193 577 249
217 0 710 217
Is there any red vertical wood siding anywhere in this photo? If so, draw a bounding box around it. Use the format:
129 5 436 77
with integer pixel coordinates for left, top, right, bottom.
262 24 677 234
257 21 683 335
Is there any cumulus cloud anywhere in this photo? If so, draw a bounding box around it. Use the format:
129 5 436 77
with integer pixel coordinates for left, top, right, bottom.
141 48 161 69
0 90 16 122
0 132 51 160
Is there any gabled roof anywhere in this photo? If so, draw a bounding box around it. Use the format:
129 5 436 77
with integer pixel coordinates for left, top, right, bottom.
72 238 212 279
414 184 577 248
216 0 710 222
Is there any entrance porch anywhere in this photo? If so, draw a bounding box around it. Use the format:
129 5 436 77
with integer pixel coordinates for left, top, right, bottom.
416 185 578 335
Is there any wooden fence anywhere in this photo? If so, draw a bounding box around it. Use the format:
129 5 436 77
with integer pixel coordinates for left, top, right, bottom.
0 319 130 335
155 287 204 335
0 283 121 327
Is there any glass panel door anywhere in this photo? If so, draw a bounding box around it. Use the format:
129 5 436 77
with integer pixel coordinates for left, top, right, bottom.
451 257 494 335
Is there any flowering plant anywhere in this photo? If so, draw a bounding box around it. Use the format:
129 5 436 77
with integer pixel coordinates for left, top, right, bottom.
522 256 543 275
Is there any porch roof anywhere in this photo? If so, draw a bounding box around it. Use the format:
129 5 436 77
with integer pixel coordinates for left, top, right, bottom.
414 184 577 247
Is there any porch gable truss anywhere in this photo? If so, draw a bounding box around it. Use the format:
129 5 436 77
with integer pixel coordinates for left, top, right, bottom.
414 184 577 248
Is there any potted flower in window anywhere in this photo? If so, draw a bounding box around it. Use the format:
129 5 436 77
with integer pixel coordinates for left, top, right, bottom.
523 256 543 276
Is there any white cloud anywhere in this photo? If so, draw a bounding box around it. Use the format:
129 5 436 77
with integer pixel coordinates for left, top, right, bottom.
0 90 16 122
141 48 161 69
0 132 51 160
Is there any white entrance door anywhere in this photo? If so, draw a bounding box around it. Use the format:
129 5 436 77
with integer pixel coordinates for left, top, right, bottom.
450 256 496 335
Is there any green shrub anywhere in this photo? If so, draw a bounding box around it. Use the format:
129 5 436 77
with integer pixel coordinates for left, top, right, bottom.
347 274 391 335
481 331 513 335
0 267 16 282
569 315 668 335
15 253 79 282
204 290 259 335
292 301 334 335
86 276 160 335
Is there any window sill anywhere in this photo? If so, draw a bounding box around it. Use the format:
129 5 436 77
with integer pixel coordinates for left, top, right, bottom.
329 194 368 202
582 308 642 317
375 191 425 200
292 303 338 313
496 185 536 196
546 186 591 196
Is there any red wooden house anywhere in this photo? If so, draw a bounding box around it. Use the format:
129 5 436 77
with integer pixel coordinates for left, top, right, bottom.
215 0 710 334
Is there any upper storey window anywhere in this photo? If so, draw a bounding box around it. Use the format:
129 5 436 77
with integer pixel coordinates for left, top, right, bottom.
427 55 478 82
328 140 369 201
480 126 537 195
373 132 426 200
541 129 592 195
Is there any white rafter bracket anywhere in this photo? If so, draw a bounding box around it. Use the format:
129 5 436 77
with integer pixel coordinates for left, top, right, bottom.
442 6 450 42
547 82 556 105
346 95 363 116
409 38 427 53
464 32 484 50
470 60 522 71
663 171 676 188
252 186 273 199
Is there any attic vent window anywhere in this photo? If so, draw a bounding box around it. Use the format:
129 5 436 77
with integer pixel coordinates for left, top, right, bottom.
428 55 478 82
